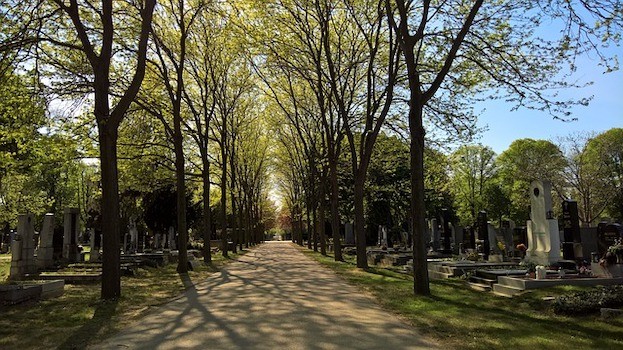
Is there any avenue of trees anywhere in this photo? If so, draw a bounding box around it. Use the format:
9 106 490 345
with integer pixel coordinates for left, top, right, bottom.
1 0 621 299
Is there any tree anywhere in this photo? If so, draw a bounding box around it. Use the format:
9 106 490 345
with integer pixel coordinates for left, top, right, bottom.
584 128 623 221
21 0 157 299
386 0 622 295
140 0 208 273
497 138 566 224
449 144 497 226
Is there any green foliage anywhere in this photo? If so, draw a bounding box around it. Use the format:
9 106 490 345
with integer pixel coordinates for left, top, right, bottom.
496 139 566 223
449 144 497 225
365 134 411 235
584 128 623 220
553 285 623 316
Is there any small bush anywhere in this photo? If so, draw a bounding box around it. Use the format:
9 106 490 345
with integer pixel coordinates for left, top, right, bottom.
553 285 623 315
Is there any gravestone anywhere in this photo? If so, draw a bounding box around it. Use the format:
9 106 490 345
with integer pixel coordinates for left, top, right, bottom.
488 223 500 254
463 226 476 250
452 223 464 252
499 220 515 255
129 221 138 253
168 226 176 250
154 233 161 249
526 180 561 265
344 223 354 245
562 200 582 260
476 211 490 260
89 228 101 261
440 209 452 254
10 214 37 279
580 227 598 261
36 213 55 269
63 208 80 263
377 225 388 247
430 219 439 251
597 223 623 258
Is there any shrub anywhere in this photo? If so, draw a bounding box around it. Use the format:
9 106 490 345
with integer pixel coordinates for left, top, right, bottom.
553 285 623 315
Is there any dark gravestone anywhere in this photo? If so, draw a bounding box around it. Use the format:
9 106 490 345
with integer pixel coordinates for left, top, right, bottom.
463 226 476 250
52 226 63 261
580 227 598 261
477 211 490 260
597 223 623 258
562 200 582 260
440 209 452 254
513 227 527 247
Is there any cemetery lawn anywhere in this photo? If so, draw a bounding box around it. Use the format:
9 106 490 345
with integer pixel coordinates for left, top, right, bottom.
304 250 623 350
0 251 247 349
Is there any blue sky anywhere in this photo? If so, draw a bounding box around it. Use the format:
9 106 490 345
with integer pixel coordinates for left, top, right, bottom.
476 51 622 154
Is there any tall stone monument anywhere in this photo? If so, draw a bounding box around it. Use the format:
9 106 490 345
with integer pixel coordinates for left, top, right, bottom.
36 213 55 269
562 199 582 260
526 180 561 265
344 223 355 245
10 213 37 279
63 207 80 262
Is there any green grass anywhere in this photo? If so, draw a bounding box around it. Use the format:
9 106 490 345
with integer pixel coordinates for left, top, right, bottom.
0 250 248 349
303 249 623 350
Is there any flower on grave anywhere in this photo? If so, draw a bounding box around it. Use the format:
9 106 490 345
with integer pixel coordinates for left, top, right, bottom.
607 238 623 255
516 243 527 251
497 241 506 252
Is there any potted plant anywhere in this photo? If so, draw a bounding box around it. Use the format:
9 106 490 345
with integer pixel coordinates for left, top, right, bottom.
520 260 537 278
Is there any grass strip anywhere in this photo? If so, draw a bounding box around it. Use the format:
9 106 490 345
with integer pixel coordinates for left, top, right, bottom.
0 250 249 349
302 248 623 350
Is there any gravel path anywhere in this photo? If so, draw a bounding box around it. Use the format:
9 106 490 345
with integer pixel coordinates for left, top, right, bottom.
92 241 438 349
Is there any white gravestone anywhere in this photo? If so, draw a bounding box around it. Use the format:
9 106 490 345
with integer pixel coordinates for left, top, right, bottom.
526 180 561 265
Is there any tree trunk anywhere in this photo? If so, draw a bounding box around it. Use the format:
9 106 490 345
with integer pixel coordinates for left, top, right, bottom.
329 156 342 261
319 175 327 256
306 200 312 249
99 123 121 300
312 204 318 252
410 101 430 296
174 122 188 273
221 147 228 257
202 160 212 264
231 194 238 254
353 174 367 268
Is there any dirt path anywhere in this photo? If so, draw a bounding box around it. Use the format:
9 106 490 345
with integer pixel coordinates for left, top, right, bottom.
93 241 438 349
